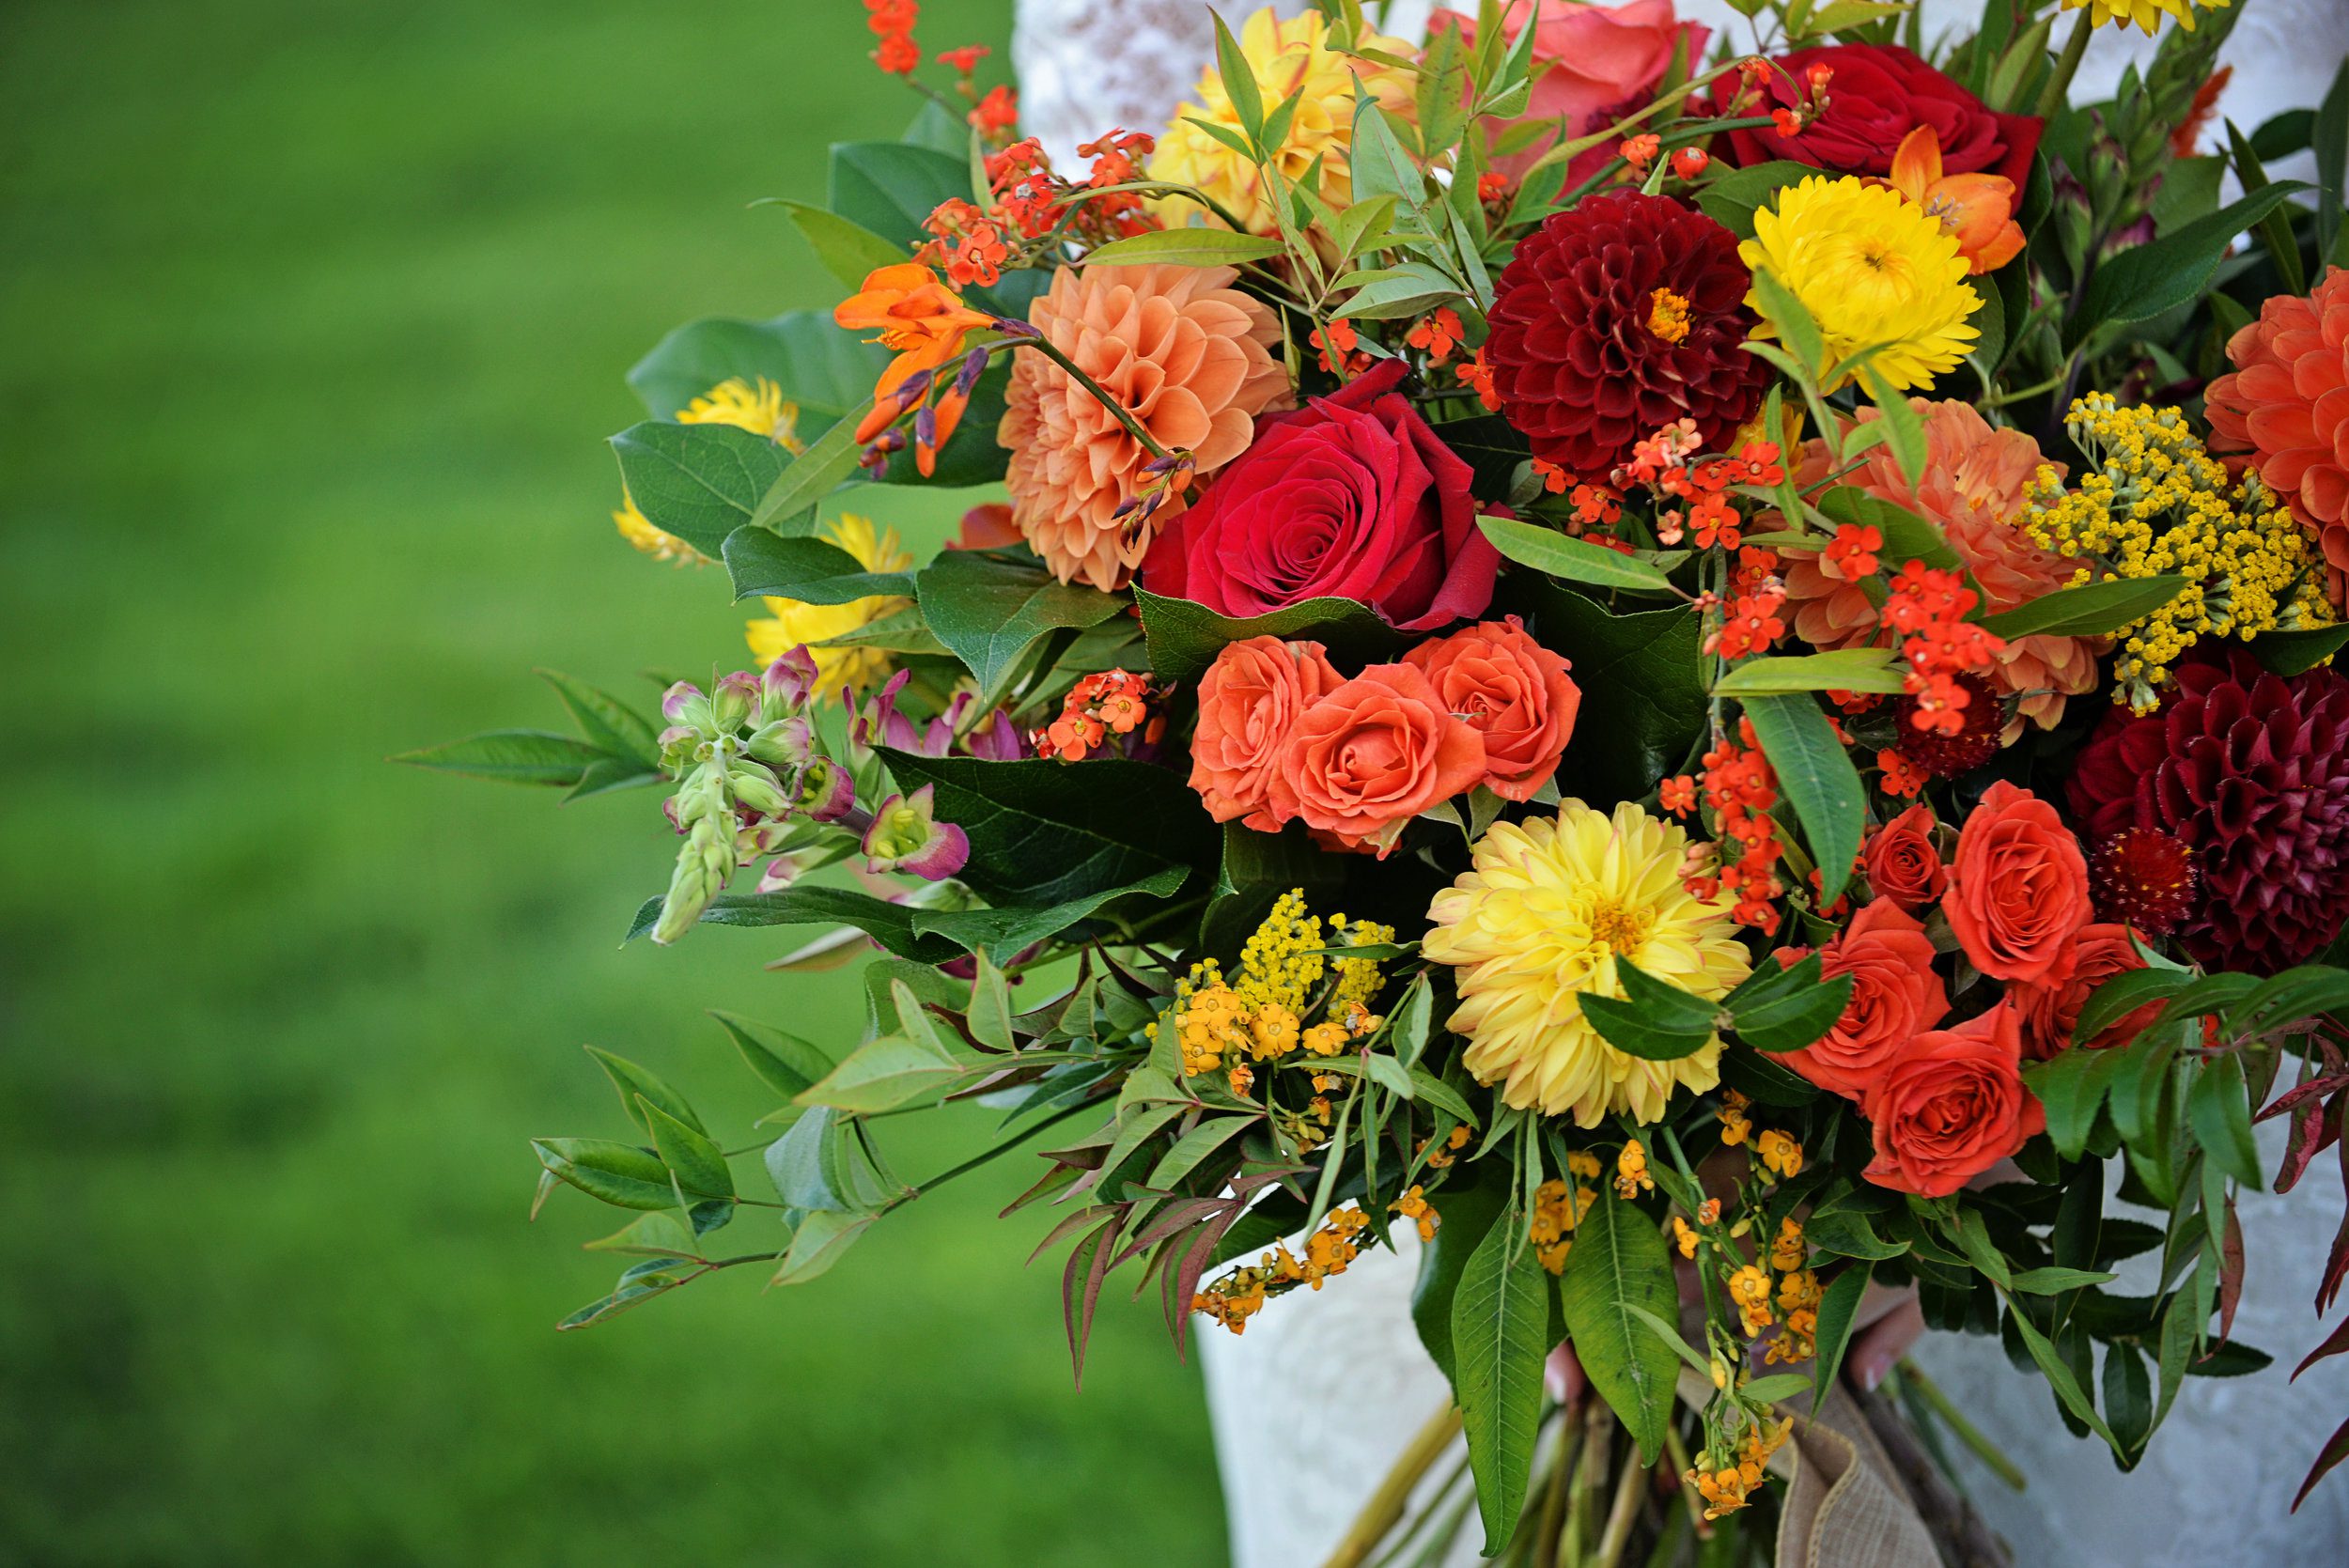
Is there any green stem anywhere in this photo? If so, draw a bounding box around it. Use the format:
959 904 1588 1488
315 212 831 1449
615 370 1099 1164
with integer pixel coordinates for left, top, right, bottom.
1896 1356 2029 1491
879 1097 1097 1214
2035 9 2093 120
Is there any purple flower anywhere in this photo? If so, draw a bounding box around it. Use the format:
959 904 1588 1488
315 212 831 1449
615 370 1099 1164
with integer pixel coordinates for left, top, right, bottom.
760 646 820 714
661 680 707 726
861 784 970 880
796 757 858 824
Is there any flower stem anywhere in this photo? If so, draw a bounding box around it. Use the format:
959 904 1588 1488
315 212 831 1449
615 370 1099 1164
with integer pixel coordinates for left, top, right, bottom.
1011 332 1171 460
1319 1402 1465 1568
2035 9 2094 120
1896 1356 2029 1492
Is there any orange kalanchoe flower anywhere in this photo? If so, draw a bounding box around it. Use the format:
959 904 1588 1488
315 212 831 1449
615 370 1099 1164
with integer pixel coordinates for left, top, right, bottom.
833 262 994 437
1877 125 2023 275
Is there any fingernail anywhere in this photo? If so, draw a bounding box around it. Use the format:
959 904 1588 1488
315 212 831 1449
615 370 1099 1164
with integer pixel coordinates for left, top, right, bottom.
1861 1358 1885 1391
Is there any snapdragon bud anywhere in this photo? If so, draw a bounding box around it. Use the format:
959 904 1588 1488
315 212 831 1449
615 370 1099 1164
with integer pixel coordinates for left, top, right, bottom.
727 760 791 816
760 646 819 716
796 757 858 824
661 680 708 729
711 671 759 733
860 784 970 880
651 811 737 945
745 714 817 769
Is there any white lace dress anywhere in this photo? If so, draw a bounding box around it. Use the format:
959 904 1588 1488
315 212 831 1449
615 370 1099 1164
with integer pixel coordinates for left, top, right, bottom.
1012 3 2349 1562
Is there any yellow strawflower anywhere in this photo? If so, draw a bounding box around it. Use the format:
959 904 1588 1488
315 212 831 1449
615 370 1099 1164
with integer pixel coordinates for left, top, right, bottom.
1145 6 1415 237
743 513 912 699
2061 0 2225 34
614 378 804 565
1740 176 1979 392
1423 800 1752 1127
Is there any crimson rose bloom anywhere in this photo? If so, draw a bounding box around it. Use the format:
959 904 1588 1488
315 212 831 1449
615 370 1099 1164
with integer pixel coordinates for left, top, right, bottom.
1401 617 1580 801
1780 899 1950 1101
1945 780 2091 986
1719 44 2041 185
1862 1003 2046 1199
1143 360 1499 632
1484 192 1768 482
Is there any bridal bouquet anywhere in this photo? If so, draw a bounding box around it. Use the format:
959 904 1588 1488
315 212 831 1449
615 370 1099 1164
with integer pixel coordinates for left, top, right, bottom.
410 0 2349 1557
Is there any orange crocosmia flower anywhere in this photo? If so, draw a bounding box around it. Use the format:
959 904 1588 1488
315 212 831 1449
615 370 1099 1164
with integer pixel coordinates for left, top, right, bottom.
833 262 993 420
1880 125 2023 276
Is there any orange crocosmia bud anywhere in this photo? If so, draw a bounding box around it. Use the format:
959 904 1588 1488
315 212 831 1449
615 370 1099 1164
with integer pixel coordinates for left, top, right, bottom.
1880 125 2024 275
833 262 994 408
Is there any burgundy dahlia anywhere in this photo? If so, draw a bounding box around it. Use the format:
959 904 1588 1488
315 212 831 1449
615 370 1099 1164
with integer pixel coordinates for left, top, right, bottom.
2088 828 2197 938
2067 650 2349 973
1484 192 1769 482
1892 672 2002 778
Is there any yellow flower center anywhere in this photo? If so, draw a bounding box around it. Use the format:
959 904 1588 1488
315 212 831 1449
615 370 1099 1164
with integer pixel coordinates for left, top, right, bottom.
1646 287 1693 345
1588 898 1653 954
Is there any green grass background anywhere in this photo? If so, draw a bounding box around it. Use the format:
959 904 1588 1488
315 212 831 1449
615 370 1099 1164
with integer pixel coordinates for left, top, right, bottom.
0 0 1227 1560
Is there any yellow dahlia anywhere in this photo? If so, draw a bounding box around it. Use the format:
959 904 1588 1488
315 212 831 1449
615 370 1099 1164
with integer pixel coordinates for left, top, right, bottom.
2061 0 2225 34
1423 800 1751 1127
744 513 911 699
1145 6 1416 237
1740 176 1979 393
613 379 804 565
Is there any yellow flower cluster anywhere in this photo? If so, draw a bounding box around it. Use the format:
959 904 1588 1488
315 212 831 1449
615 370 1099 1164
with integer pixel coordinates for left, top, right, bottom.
1192 1204 1372 1334
1614 1139 1656 1200
1688 1417 1792 1520
1159 891 1389 1102
1392 1185 1439 1243
1769 1266 1823 1366
744 512 914 699
2023 394 2335 710
1529 1157 1601 1275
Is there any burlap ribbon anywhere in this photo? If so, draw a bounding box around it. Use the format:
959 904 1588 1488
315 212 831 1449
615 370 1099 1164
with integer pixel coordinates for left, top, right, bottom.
1676 1369 1942 1568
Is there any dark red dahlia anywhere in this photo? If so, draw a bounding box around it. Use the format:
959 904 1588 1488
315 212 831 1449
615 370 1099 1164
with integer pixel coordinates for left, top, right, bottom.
1892 672 2002 778
1484 192 1769 482
2089 828 2197 937
2067 650 2349 973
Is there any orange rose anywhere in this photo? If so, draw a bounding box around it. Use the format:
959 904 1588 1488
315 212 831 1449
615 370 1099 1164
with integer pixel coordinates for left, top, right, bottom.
1189 636 1345 831
1862 802 1948 911
1401 617 1580 801
1861 1002 2046 1198
1945 780 2090 985
1270 663 1486 857
2015 923 2162 1060
1780 900 1949 1101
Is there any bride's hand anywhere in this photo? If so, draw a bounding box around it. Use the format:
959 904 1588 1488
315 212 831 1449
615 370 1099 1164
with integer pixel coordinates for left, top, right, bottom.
1543 1274 1922 1401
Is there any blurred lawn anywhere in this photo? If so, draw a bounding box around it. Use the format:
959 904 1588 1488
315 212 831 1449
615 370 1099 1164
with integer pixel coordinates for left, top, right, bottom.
0 0 1225 1561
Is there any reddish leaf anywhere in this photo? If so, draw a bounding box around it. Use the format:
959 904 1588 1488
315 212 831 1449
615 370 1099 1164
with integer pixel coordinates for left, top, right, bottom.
2293 1413 2349 1511
2278 1094 2344 1194
2219 1198 2245 1343
2260 1069 2349 1124
1028 1203 1116 1266
2323 1132 2349 1317
2295 1315 2349 1382
1062 1209 1125 1389
1170 1206 1243 1363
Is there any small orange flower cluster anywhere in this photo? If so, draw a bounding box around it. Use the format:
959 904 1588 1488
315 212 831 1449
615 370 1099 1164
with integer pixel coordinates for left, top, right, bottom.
970 85 1018 138
1392 1185 1439 1242
1311 318 1372 377
1405 307 1465 366
1610 424 1786 554
1456 346 1501 411
1192 1205 1373 1334
1707 551 1789 661
1074 129 1158 239
1618 132 1662 174
1529 1151 1603 1274
1032 669 1164 761
1418 1123 1472 1169
1883 560 2007 737
1823 520 1882 582
922 197 1011 289
866 0 919 76
1688 1419 1791 1519
978 133 1158 250
1686 717 1789 933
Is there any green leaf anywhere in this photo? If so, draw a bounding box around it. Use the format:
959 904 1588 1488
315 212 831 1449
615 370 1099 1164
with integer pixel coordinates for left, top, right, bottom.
1144 1115 1256 1191
798 1032 966 1114
827 141 973 254
1694 160 1815 241
1201 817 1346 956
1097 1101 1193 1190
1740 692 1864 903
1408 1068 1481 1130
1579 993 1715 1061
1208 8 1264 141
1732 961 1856 1055
910 864 1191 963
1335 262 1469 320
624 884 962 964
2026 1046 2107 1161
535 670 661 768
723 529 913 605
612 420 792 557
710 1012 832 1103
914 549 1123 698
1412 1166 1510 1386
770 1208 877 1286
1715 649 1907 696
2005 1295 2127 1458
1348 95 1431 236
2224 964 2349 1037
2252 623 2349 676
2316 57 2349 260
2008 1265 2120 1294
1750 267 1826 379
391 729 607 787
1453 1208 1551 1553
1975 576 2188 640
2187 1053 2262 1187
2074 182 2312 346
583 1211 703 1261
2077 967 2187 1042
584 1047 704 1138
640 1098 734 1200
1560 1185 1680 1464
626 311 885 434
1501 579 1704 806
767 199 909 290
1622 1301 1714 1378
1814 489 1962 571
1079 227 1285 267
747 416 866 536
1855 367 1926 489
879 751 1220 909
765 1106 897 1211
1133 587 1405 688
532 1138 678 1211
1481 515 1676 594
1811 1260 1874 1401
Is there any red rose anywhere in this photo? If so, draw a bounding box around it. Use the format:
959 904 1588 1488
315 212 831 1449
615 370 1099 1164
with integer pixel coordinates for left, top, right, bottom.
1862 802 1949 912
1945 781 2092 986
1780 900 1950 1101
1402 617 1581 801
1862 1003 2046 1198
1143 359 1500 632
2015 924 2163 1060
1268 663 1486 856
1719 44 2041 187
